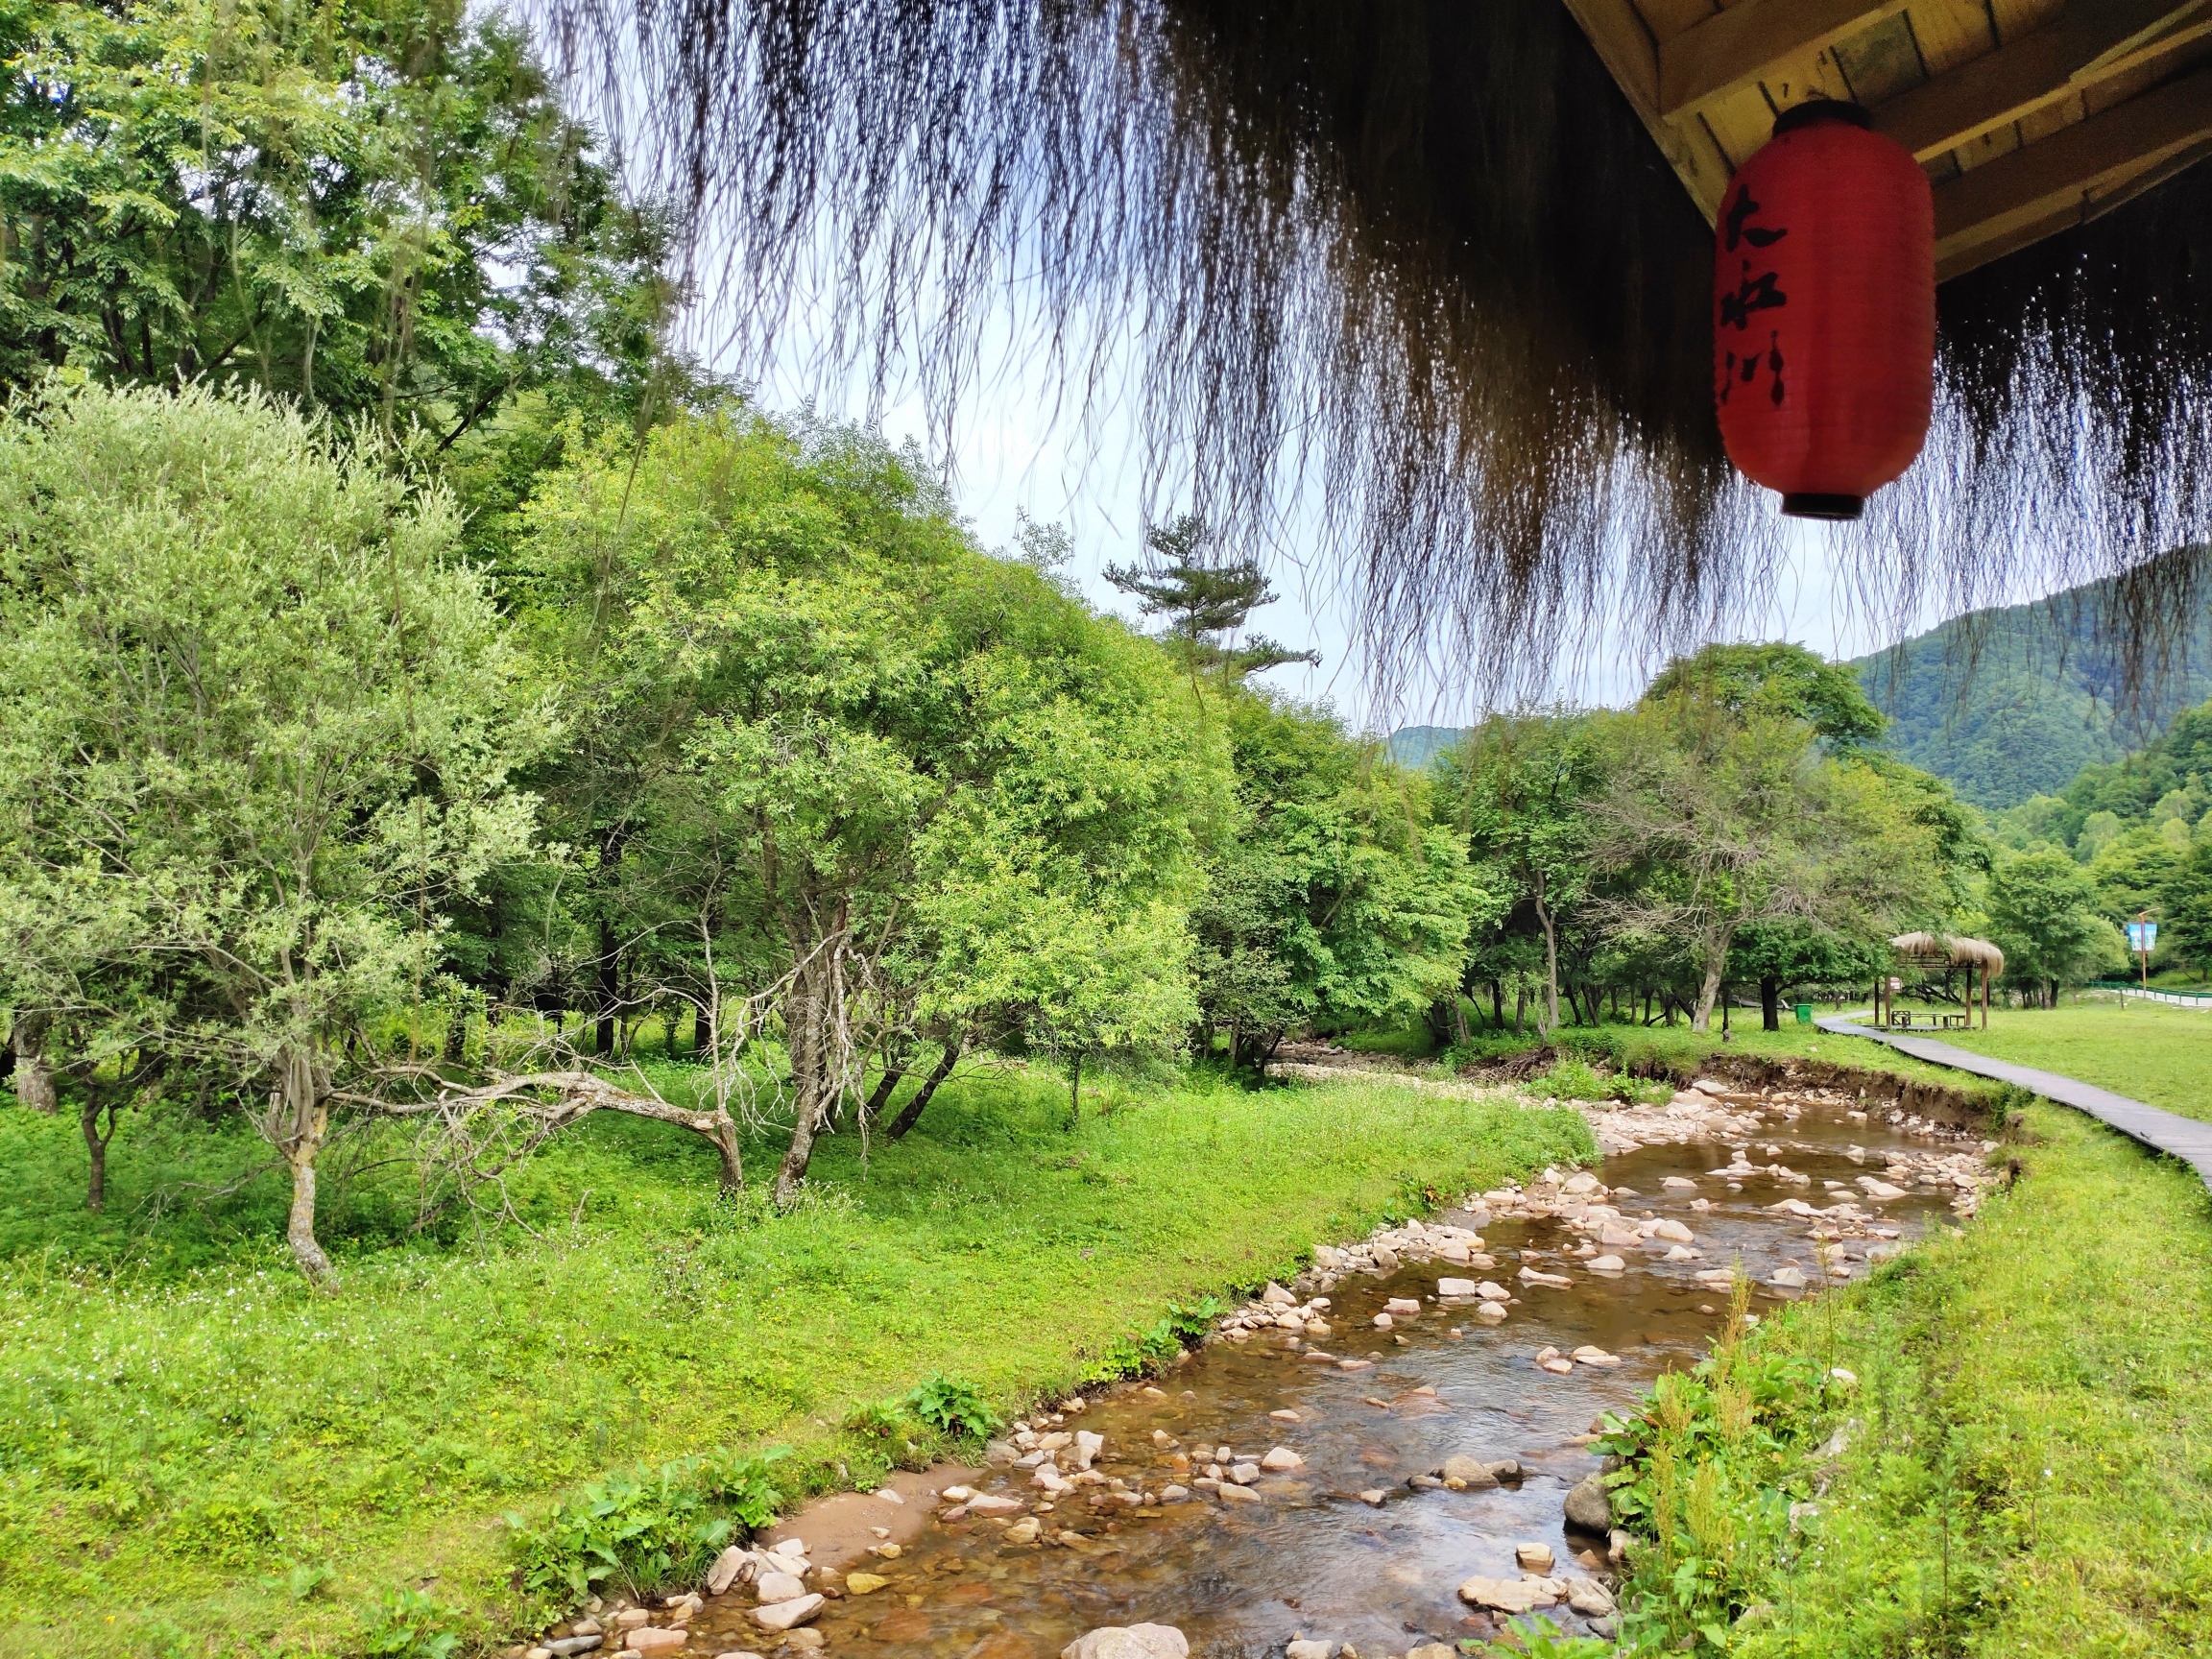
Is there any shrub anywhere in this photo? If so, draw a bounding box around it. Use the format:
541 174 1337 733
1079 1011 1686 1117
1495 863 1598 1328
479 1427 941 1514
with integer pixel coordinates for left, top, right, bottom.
901 1376 999 1439
506 1450 785 1602
360 1588 467 1659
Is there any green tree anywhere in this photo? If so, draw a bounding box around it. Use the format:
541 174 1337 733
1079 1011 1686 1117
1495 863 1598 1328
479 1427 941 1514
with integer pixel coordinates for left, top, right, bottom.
1984 850 2126 1007
1103 513 1318 682
517 415 1228 1201
2162 843 2212 971
1190 693 1487 1071
0 0 672 434
1646 641 1887 747
0 383 550 1276
1595 695 1935 1033
1445 712 1608 1036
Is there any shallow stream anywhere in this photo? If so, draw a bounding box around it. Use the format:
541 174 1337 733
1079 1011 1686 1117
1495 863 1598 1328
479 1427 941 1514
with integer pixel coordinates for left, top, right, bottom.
669 1084 1986 1659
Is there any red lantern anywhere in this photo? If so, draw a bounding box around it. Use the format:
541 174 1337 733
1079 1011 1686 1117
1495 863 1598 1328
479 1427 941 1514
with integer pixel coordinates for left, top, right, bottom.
1713 101 1934 521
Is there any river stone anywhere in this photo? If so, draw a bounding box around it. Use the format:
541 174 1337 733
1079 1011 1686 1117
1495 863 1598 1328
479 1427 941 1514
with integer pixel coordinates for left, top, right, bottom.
1437 1277 1479 1297
1217 1481 1262 1505
1384 1297 1421 1315
1262 1282 1297 1306
1562 1172 1600 1195
1286 1643 1335 1659
754 1571 807 1605
1004 1517 1042 1545
1662 1176 1697 1190
1358 1488 1386 1505
1061 1625 1189 1659
1589 1255 1625 1273
1372 1244 1402 1272
1440 1455 1498 1488
1516 1542 1555 1572
1770 1266 1809 1288
1073 1431 1104 1468
753 1595 823 1632
1475 1304 1509 1325
624 1630 685 1657
545 1640 603 1657
1598 1222 1643 1247
1519 1266 1574 1288
1649 1218 1695 1243
1565 1473 1612 1529
1372 1312 1394 1330
845 1573 889 1595
970 1492 1025 1515
706 1546 749 1596
1567 1578 1616 1616
1571 1345 1621 1367
1261 1447 1305 1472
1458 1576 1538 1614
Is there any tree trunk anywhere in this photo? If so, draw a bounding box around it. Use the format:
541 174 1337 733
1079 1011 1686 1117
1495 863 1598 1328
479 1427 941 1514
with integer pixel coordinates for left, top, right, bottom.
690 997 709 1057
1513 984 1526 1035
1691 937 1730 1034
1761 976 1782 1032
594 914 618 1057
1068 1049 1084 1129
887 1033 964 1141
444 998 469 1064
276 1047 335 1284
81 1094 113 1212
12 1015 56 1114
1534 887 1560 1037
1490 980 1504 1030
772 950 831 1209
862 1063 906 1125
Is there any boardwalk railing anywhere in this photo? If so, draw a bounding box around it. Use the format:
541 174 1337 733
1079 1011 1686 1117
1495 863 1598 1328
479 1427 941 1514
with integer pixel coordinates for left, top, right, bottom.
2088 981 2212 1010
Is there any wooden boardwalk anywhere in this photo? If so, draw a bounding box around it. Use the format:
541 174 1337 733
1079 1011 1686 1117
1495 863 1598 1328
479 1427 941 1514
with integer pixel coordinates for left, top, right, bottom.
1816 1016 2212 1195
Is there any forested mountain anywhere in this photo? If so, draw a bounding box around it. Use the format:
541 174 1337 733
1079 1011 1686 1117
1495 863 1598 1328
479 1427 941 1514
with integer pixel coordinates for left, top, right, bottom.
1849 558 2212 809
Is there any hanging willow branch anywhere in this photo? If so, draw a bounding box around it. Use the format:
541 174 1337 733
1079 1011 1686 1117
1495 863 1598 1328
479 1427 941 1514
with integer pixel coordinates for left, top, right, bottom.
535 0 2212 701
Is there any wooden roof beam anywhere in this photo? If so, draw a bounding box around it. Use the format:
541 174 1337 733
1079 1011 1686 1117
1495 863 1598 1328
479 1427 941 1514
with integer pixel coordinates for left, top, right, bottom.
1877 0 2212 162
1659 0 1911 120
1934 62 2212 279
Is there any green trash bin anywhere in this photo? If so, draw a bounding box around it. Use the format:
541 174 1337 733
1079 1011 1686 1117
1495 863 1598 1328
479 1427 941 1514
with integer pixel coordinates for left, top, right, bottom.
1793 1003 1814 1024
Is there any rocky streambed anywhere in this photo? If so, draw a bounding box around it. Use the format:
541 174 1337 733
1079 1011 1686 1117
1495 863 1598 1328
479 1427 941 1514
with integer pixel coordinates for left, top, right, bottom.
520 1071 1998 1659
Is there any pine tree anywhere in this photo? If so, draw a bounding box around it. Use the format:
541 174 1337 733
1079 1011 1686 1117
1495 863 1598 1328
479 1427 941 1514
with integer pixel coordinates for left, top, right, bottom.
1104 515 1319 680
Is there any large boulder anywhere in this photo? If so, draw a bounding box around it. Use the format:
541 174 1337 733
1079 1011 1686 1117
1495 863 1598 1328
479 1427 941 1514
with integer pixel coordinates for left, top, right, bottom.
1565 1473 1612 1530
1061 1625 1189 1659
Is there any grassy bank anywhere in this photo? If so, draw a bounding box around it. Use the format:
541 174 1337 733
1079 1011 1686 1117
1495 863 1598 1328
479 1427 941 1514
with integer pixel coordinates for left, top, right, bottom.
0 1064 1593 1657
1603 1094 2212 1656
1930 999 2212 1123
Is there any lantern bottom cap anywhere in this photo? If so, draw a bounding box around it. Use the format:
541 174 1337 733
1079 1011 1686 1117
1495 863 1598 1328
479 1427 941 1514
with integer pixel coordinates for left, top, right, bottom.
1781 492 1864 521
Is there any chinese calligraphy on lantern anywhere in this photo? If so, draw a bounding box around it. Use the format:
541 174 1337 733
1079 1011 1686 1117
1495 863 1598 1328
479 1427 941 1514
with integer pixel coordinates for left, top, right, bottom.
1718 184 1789 409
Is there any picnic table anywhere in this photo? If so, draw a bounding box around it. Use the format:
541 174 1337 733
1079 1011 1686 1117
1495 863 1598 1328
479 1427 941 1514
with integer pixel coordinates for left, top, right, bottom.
1887 1011 1972 1031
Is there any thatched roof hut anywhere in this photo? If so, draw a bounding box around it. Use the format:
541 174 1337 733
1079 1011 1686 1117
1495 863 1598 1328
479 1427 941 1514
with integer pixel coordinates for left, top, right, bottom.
1890 931 2007 977
554 1 2212 690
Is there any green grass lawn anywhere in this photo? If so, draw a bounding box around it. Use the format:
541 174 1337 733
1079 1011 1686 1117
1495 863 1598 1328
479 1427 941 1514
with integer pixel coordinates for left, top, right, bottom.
0 1063 1595 1658
1917 1000 2212 1123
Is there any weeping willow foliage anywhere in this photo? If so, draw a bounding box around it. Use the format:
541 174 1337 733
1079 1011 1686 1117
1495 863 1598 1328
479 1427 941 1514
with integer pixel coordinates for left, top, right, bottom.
538 0 2212 699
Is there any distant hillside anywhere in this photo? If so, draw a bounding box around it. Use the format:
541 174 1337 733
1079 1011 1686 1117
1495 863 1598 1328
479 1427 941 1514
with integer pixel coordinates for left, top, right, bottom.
1386 724 1465 770
1851 558 2212 809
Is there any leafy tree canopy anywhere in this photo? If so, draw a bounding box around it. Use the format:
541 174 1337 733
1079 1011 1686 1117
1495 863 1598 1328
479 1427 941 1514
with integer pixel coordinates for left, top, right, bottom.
0 0 673 437
1647 641 1887 747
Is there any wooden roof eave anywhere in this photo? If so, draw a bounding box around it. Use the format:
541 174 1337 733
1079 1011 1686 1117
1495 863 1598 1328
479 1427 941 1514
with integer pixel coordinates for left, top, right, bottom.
1561 0 2212 284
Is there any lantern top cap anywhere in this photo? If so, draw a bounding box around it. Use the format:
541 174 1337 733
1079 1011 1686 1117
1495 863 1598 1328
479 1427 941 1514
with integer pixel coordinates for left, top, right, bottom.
1771 100 1873 139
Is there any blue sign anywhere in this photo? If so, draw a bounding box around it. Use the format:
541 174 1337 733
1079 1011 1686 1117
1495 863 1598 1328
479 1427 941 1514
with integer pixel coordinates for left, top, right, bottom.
2128 921 2158 952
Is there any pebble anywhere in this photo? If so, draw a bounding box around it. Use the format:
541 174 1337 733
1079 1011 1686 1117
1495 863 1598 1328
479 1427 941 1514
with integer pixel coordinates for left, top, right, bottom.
845 1573 889 1595
1516 1542 1555 1572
